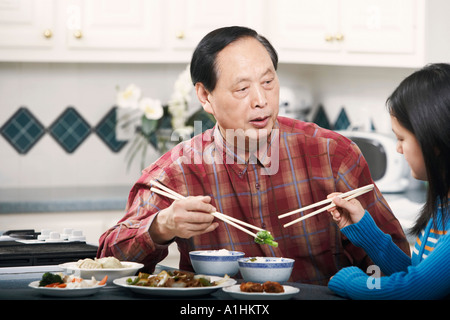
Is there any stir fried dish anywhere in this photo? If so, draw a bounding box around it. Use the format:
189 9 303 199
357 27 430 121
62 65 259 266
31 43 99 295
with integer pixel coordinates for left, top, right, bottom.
126 270 224 288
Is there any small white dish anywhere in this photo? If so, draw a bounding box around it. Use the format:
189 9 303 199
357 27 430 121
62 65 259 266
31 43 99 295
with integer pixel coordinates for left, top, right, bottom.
28 281 106 297
223 284 299 300
59 261 143 284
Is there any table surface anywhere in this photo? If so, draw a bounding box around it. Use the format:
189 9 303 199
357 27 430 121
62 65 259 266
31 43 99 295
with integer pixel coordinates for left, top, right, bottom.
0 264 344 300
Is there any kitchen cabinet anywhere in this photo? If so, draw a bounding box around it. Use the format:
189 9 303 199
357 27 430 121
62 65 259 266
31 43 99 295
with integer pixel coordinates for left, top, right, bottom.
0 0 55 49
268 0 414 55
167 0 263 52
0 0 166 62
65 0 163 50
0 0 262 62
0 0 449 67
268 0 450 67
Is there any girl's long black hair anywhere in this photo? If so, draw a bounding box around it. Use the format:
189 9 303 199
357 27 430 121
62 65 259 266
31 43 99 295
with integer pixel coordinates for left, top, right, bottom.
386 63 450 236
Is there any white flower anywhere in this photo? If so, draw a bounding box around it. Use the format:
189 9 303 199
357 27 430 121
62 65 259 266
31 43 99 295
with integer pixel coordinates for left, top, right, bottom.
116 84 141 109
171 117 187 130
168 99 185 116
139 97 163 120
172 125 194 140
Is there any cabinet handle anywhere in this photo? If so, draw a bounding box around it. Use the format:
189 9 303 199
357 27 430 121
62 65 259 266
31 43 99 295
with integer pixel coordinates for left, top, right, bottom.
335 33 344 41
175 31 185 39
324 35 334 42
73 30 83 39
43 29 53 39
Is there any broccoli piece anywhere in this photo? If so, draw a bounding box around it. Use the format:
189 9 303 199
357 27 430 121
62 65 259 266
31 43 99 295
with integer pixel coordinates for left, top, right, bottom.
255 230 278 247
39 272 63 287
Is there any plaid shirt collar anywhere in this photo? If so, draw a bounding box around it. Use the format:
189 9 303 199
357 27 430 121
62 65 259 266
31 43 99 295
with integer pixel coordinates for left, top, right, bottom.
212 121 279 172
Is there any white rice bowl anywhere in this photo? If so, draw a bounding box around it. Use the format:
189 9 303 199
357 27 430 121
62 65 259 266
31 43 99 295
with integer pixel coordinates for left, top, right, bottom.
189 250 245 277
238 257 294 283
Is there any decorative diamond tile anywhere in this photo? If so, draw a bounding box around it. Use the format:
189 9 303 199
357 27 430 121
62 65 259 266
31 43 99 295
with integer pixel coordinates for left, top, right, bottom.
312 104 331 129
48 107 91 153
95 107 128 152
0 107 46 154
334 108 351 130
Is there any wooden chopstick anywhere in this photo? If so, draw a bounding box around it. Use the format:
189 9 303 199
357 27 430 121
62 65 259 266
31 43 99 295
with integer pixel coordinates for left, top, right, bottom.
278 184 374 219
282 186 374 228
150 180 262 238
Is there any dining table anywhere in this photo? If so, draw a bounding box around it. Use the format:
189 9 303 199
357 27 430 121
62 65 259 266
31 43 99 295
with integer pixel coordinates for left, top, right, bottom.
0 264 344 301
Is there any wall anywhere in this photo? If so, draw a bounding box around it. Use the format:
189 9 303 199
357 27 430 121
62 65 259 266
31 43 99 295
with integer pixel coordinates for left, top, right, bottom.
0 62 187 189
0 62 416 257
0 62 416 189
306 64 416 133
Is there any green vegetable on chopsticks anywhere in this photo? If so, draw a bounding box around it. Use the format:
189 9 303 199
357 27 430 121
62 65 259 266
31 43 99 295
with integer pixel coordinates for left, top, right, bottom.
255 230 278 247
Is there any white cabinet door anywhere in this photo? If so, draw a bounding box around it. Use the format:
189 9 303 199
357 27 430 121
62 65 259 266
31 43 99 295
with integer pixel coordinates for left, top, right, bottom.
341 0 416 54
65 0 163 49
168 0 264 51
0 0 55 48
268 0 341 52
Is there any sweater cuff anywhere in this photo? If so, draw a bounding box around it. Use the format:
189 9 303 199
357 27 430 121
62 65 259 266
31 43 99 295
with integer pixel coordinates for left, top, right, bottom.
340 211 386 248
328 266 367 298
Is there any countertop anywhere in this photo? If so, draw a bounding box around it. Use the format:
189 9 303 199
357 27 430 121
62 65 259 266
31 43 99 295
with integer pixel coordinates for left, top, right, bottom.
0 185 130 213
0 264 344 301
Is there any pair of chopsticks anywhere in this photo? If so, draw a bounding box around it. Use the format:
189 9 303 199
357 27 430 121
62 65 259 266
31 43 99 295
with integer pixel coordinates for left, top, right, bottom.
279 184 374 228
149 180 264 239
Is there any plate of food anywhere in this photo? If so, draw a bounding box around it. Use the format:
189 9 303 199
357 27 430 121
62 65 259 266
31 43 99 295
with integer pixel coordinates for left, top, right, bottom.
222 281 300 300
59 257 143 283
113 269 236 297
29 272 107 297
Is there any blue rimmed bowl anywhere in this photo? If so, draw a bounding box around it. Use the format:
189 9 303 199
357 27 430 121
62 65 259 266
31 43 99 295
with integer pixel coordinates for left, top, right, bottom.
189 250 245 277
238 257 294 283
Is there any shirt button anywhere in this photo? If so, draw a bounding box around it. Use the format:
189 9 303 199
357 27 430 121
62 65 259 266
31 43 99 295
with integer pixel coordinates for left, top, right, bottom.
255 183 260 190
261 223 266 229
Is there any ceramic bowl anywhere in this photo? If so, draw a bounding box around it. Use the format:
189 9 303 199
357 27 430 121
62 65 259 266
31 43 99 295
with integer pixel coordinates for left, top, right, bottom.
238 257 294 283
189 250 245 277
59 261 144 284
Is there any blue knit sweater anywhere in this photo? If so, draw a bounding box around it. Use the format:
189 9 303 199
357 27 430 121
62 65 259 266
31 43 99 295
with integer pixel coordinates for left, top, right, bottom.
328 204 450 299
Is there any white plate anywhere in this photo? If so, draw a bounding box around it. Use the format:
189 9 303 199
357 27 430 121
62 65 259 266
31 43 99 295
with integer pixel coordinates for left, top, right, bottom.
59 261 143 283
113 276 236 297
222 284 299 300
28 281 106 297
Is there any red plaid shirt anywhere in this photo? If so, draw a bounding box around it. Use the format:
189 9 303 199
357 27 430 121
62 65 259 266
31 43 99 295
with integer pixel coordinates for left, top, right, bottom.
98 117 409 285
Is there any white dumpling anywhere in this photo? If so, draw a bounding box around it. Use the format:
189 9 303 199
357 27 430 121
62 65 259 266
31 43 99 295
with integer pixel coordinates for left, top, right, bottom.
96 256 123 268
77 258 102 269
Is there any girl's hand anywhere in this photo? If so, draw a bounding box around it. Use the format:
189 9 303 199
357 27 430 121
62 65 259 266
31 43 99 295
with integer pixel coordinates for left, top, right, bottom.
327 193 366 229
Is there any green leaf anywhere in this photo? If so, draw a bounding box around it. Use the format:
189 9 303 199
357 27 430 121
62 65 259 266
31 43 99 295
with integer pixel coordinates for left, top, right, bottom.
141 116 158 135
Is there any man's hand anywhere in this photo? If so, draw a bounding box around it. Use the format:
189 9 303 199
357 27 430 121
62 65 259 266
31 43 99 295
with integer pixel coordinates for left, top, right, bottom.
149 196 219 244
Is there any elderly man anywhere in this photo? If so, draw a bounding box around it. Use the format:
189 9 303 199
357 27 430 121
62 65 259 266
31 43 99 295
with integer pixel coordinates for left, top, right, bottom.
98 26 409 285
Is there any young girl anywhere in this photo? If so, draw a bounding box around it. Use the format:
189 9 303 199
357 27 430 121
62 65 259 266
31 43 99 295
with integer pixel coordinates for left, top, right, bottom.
327 63 450 299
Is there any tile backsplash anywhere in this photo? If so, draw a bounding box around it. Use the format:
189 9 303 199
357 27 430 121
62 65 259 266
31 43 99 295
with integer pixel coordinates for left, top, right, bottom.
1 106 126 155
1 107 46 154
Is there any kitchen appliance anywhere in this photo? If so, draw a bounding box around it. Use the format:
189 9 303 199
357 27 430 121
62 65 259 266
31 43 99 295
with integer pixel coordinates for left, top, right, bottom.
0 229 97 267
278 86 312 120
337 130 410 193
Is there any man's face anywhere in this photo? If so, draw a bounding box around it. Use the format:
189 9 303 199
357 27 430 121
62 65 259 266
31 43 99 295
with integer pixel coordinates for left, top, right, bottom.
198 37 280 145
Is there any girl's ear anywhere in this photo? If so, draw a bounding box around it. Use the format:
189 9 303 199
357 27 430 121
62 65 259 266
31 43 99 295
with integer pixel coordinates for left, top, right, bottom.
195 83 213 114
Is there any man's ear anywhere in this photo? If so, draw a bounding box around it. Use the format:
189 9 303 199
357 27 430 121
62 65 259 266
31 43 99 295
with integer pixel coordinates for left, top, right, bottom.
195 82 213 114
